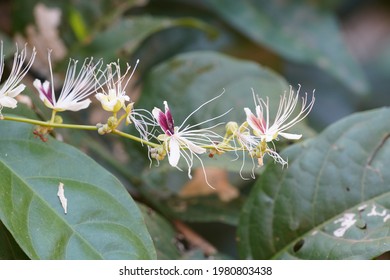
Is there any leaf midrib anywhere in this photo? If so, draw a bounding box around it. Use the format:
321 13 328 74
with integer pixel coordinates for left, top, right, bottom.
0 158 105 259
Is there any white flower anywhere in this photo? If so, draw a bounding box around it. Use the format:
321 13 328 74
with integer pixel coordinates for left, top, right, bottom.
95 60 139 112
152 95 226 181
0 43 36 110
94 59 154 141
33 51 103 112
244 85 315 142
239 85 314 168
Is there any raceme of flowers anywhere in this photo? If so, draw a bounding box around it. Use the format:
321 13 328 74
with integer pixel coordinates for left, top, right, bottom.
0 43 315 182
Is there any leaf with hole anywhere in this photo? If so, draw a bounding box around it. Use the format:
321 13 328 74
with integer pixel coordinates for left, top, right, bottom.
238 108 390 259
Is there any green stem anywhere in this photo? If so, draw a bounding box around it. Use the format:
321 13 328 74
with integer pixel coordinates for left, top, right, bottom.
2 115 238 151
112 129 159 148
2 115 160 148
3 115 97 130
50 110 57 124
117 112 127 126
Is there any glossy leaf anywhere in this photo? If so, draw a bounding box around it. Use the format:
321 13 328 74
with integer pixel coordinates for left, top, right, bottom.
0 120 156 259
238 108 390 259
202 0 368 95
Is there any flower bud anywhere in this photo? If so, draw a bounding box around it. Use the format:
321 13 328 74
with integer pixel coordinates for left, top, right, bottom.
107 116 118 129
225 121 238 135
54 115 63 124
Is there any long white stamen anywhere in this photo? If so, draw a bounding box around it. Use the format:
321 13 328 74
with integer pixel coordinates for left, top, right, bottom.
179 89 226 131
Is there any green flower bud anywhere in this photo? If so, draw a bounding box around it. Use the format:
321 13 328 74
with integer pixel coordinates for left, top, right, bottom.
107 116 118 129
54 115 63 124
225 121 238 135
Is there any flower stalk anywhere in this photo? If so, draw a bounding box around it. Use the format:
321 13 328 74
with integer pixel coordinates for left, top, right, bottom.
0 41 316 185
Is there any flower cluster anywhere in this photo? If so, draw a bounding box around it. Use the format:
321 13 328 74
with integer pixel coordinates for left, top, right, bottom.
0 42 315 184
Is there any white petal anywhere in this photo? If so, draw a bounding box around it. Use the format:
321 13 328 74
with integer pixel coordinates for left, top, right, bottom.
95 92 105 102
152 107 163 122
244 107 255 125
244 107 263 133
168 137 180 167
33 79 51 103
108 89 117 98
7 84 25 97
42 80 51 93
33 79 43 95
96 94 117 111
264 134 275 142
57 99 91 112
182 137 206 154
279 132 302 140
0 96 17 108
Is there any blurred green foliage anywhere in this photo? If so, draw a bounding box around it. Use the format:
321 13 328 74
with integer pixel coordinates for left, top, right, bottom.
1 0 390 260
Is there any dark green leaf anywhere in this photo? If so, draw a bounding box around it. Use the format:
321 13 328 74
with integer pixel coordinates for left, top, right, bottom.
0 220 29 260
139 203 182 260
238 108 390 259
0 120 156 259
165 195 243 226
203 0 368 95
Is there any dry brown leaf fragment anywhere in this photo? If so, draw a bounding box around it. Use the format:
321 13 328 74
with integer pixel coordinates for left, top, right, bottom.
179 168 239 202
57 182 67 214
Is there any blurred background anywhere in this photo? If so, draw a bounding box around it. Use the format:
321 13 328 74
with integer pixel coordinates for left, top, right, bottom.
1 0 390 259
2 0 390 129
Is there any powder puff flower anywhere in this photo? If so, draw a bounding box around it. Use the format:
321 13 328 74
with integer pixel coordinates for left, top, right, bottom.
0 43 36 111
240 85 314 168
94 59 154 141
244 85 315 142
95 60 139 113
152 94 226 181
33 51 103 112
